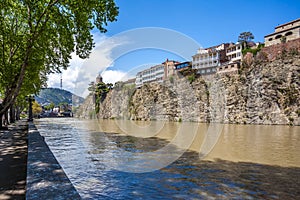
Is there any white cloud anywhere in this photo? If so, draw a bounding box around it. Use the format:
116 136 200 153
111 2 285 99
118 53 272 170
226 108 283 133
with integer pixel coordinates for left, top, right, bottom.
47 52 83 90
47 33 127 97
47 27 201 98
101 70 129 84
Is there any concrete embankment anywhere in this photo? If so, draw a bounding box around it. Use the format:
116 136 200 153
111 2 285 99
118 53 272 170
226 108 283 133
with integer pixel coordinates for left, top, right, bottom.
26 122 81 199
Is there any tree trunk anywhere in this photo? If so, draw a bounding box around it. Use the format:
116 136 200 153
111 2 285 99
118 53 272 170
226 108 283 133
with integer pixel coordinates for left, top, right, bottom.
4 110 9 126
16 106 20 120
0 45 32 116
0 114 2 129
9 105 16 123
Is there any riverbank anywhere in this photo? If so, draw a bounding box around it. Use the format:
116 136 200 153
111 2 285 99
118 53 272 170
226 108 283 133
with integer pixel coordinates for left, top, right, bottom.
0 120 81 199
0 120 28 200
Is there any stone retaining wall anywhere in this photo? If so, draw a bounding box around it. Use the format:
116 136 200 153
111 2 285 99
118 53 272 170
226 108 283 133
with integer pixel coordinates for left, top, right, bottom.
261 38 300 61
26 122 81 199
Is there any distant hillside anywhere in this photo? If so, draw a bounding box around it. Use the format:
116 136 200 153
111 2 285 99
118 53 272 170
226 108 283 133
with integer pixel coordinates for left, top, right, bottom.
35 88 84 106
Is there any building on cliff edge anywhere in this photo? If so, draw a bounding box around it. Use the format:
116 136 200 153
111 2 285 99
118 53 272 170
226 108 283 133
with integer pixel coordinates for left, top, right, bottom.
192 43 230 75
264 18 300 47
217 42 242 74
135 59 179 88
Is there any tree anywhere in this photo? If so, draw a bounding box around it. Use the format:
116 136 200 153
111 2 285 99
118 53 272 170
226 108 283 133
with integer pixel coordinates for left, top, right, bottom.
59 102 69 112
0 0 119 120
238 31 255 49
32 101 42 117
88 81 96 92
45 102 55 110
107 83 114 90
94 82 109 113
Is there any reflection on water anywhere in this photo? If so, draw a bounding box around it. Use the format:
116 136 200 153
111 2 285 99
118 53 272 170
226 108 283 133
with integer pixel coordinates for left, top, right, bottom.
35 118 300 199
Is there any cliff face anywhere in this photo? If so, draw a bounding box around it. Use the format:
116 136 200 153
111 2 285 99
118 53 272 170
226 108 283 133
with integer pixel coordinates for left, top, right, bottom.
75 94 95 119
220 54 300 125
78 53 300 125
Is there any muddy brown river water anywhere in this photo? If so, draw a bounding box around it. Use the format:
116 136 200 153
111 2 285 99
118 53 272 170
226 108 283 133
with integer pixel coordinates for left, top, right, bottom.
35 118 300 199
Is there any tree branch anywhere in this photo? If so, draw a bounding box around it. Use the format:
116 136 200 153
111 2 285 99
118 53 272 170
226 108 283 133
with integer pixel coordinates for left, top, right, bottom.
34 0 59 36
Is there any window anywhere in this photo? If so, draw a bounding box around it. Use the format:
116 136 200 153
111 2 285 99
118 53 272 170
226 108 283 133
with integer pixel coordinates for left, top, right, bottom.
285 31 293 36
275 35 282 39
268 38 273 41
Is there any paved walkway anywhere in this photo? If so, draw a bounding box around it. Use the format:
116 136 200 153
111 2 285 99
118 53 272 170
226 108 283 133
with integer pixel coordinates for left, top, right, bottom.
0 120 27 200
26 122 81 199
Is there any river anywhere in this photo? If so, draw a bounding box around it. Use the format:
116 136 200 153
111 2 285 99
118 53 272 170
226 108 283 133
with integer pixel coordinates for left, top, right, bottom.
35 118 300 199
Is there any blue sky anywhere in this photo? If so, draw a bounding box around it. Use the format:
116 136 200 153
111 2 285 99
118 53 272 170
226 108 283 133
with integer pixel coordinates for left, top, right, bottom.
107 0 300 46
48 0 300 96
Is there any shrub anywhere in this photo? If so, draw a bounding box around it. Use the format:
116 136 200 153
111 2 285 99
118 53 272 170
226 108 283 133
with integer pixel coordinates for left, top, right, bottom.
188 74 195 84
242 43 264 56
169 76 174 83
289 48 299 56
296 109 300 117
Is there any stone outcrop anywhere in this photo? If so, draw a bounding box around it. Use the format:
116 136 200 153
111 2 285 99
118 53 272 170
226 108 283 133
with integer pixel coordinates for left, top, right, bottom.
75 94 95 119
77 53 300 125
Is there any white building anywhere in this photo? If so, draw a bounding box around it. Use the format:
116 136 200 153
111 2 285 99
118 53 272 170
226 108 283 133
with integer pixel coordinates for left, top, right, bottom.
226 43 242 63
192 43 229 75
135 64 164 88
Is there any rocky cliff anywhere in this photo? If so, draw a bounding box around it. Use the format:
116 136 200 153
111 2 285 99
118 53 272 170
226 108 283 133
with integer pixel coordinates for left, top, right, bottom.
219 53 300 125
75 94 96 119
77 53 300 125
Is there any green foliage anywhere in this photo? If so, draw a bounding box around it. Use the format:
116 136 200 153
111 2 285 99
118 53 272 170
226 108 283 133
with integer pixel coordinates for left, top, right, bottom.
59 102 71 112
281 36 287 43
238 31 254 44
169 76 174 83
0 0 119 115
32 101 42 116
107 83 114 90
20 113 27 119
289 48 299 56
238 31 255 50
296 109 300 117
242 48 259 56
88 82 96 92
242 43 264 56
95 82 110 102
187 74 195 84
94 82 111 113
44 102 55 110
